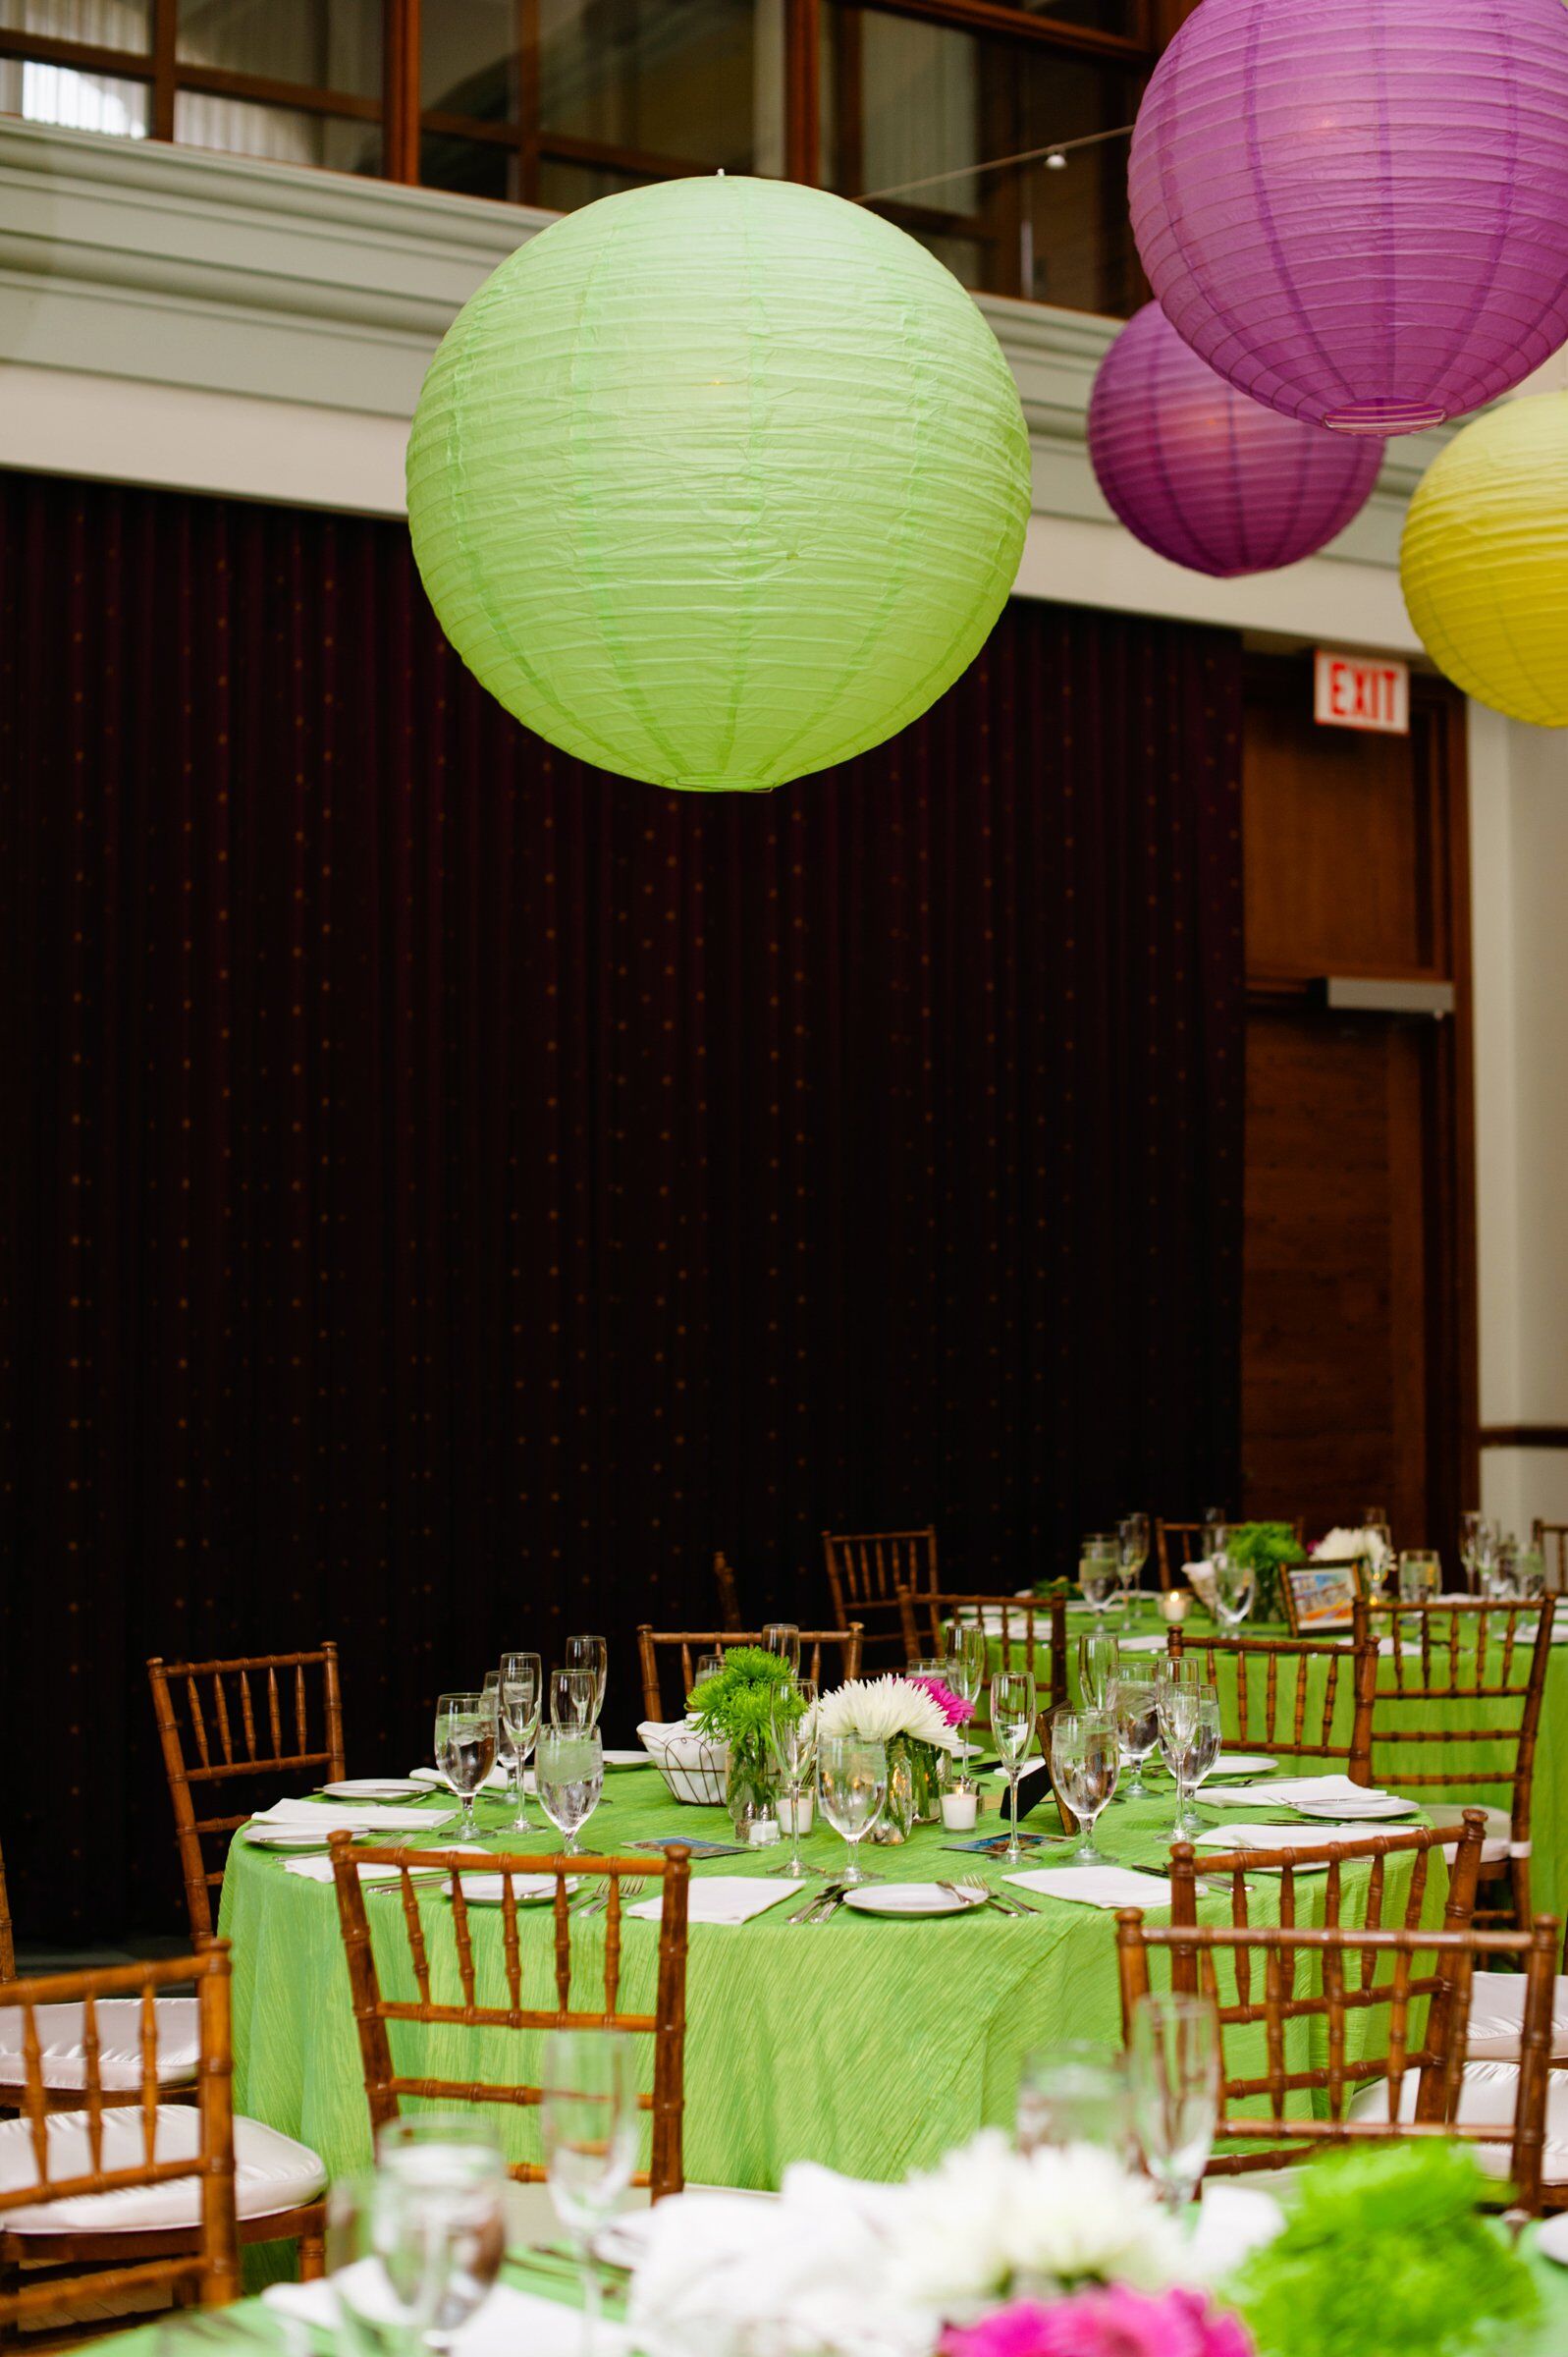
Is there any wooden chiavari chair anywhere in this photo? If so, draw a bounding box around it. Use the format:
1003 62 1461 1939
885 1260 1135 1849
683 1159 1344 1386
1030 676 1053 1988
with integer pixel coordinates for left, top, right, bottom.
712 1552 744 1633
1362 1597 1556 1929
823 1527 938 1666
1164 1617 1378 1782
329 1837 690 2198
1115 1901 1560 2205
1167 1813 1488 1946
146 1646 346 1944
1532 1521 1568 1596
636 1627 862 1725
896 1591 1069 1711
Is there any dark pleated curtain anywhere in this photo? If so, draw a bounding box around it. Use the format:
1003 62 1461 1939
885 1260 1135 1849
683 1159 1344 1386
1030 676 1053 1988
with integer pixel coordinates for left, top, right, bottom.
0 469 1243 1936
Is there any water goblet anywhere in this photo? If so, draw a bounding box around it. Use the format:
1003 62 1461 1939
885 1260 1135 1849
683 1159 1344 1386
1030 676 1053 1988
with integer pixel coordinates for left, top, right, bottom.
1398 1550 1441 1604
762 1623 801 1674
565 1635 607 1725
1078 1627 1121 1709
1079 1533 1120 1619
816 1733 888 1885
1127 1993 1220 2212
536 1726 604 1855
691 1651 726 1694
990 1669 1038 1865
1051 1709 1120 1864
767 1678 818 1876
435 1692 495 1840
1116 1512 1149 1604
498 1651 542 1830
551 1666 596 1728
370 2116 507 2355
540 2030 640 2357
1211 1555 1256 1628
1109 1675 1160 1800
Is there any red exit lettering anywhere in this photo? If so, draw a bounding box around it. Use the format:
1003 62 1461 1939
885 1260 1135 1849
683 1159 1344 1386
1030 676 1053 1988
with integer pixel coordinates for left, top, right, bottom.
1314 651 1410 735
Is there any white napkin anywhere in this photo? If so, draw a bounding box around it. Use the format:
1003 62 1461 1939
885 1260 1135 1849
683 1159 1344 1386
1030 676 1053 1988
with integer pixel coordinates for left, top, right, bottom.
282 1847 491 1884
1118 1633 1168 1653
1003 1866 1173 1909
248 1798 452 1833
1192 1822 1379 1853
1201 1774 1386 1810
265 2270 629 2357
628 1877 804 1927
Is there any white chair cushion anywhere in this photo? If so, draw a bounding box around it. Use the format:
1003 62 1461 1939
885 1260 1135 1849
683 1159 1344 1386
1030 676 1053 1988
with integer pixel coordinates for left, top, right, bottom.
1466 1970 1568 2062
0 2000 199 2092
1347 2057 1568 2181
1423 1803 1516 1865
0 2105 326 2232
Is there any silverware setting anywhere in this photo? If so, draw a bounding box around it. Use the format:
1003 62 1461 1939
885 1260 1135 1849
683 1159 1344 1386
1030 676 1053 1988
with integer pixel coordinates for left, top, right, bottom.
953 1875 1026 1916
787 1880 843 1922
574 1877 645 1918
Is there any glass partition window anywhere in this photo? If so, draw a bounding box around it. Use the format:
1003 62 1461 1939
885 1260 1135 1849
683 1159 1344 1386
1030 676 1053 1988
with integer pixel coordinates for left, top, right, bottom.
0 0 1157 314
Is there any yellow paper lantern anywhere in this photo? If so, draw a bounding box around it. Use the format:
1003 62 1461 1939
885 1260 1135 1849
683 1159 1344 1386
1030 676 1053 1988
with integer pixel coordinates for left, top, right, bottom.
1401 392 1568 729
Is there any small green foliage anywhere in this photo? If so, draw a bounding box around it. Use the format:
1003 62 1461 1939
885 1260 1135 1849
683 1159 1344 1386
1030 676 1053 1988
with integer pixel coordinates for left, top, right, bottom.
1030 1577 1072 1602
686 1646 801 1752
1231 2144 1540 2357
1225 1522 1304 1619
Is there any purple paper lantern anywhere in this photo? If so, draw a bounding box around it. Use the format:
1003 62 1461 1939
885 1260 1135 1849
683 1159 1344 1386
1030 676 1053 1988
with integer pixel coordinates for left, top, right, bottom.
1130 0 1568 434
1087 303 1380 577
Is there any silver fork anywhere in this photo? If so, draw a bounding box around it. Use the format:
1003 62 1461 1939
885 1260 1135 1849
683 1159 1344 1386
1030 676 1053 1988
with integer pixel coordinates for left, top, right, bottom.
952 1875 1024 1916
577 1877 645 1918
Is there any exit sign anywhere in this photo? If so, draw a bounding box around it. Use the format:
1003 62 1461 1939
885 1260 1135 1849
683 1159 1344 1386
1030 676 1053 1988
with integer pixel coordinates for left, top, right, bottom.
1314 651 1409 735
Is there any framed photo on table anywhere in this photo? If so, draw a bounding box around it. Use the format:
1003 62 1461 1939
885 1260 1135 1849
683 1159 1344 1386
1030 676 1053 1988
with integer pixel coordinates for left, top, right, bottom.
1281 1557 1366 1634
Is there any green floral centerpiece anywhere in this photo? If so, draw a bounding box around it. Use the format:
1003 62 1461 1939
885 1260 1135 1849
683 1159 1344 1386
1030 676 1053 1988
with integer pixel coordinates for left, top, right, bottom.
688 1646 801 1838
1224 1522 1304 1621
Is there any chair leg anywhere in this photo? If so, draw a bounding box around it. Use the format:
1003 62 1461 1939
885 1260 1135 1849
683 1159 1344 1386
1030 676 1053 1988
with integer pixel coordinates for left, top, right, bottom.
1509 1851 1532 1934
297 2229 325 2282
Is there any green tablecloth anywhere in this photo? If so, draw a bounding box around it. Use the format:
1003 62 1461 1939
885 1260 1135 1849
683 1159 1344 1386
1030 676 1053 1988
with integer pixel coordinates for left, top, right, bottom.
219 1761 1421 2193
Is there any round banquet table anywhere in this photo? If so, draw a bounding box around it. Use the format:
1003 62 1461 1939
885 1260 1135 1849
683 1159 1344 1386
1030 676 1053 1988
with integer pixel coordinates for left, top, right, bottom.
219 1758 1430 2192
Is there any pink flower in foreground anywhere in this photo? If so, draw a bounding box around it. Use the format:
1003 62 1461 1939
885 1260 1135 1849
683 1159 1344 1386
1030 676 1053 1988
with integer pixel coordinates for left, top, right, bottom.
941 2289 1252 2357
909 1674 977 1727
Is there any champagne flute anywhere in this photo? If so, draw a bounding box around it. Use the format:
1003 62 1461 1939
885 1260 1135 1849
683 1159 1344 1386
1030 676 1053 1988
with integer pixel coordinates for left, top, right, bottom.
1051 1709 1120 1864
1128 1993 1220 2211
1079 1533 1120 1620
551 1666 596 1728
691 1651 726 1696
762 1623 801 1674
1078 1627 1121 1709
1160 1683 1219 1837
1156 1680 1198 1837
1398 1550 1441 1603
816 1733 888 1885
565 1634 608 1726
435 1692 495 1840
1109 1675 1160 1800
767 1678 818 1876
1361 1509 1394 1599
1116 1512 1149 1604
498 1651 542 1830
1211 1555 1256 1628
536 1727 603 1856
990 1669 1038 1865
539 2030 640 2357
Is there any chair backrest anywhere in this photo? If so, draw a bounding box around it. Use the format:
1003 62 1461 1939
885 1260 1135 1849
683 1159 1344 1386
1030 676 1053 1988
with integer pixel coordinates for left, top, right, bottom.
897 1591 1069 1712
822 1527 938 1647
0 1837 12 1984
0 1946 239 2332
1166 1813 1488 1951
636 1627 862 1724
1115 1903 1559 2203
712 1551 744 1632
1532 1521 1568 1595
1361 1598 1556 1853
329 1839 690 2198
147 1645 346 1943
1165 1617 1378 1780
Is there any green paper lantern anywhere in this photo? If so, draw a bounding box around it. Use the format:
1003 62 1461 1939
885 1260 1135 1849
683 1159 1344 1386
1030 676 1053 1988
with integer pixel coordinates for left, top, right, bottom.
406 175 1031 793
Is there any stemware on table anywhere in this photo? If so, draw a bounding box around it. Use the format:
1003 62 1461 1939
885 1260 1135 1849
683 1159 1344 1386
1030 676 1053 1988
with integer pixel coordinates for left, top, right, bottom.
1203 1507 1227 1560
435 1692 497 1841
332 2114 508 2357
1079 1533 1121 1619
1078 1626 1121 1709
990 1669 1038 1865
945 1618 988 1706
1398 1550 1441 1603
539 2029 640 2357
551 1666 597 1729
497 1651 542 1830
1460 1509 1487 1595
763 1622 801 1674
1362 1507 1394 1599
1211 1554 1256 1628
536 1727 604 1855
817 1732 888 1886
767 1677 819 1877
692 1650 726 1691
565 1634 608 1724
1127 1992 1220 2212
1017 2041 1131 2158
1116 1511 1149 1603
1109 1675 1161 1799
1050 1709 1120 1864
1156 1678 1219 1838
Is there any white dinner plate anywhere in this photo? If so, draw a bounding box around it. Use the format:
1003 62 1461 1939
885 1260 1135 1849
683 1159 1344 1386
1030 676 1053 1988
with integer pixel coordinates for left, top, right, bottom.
1207 1755 1279 1779
841 1883 985 1918
1539 2212 1568 2266
241 1826 364 1851
1292 1794 1418 1822
602 1749 652 1769
320 1779 426 1802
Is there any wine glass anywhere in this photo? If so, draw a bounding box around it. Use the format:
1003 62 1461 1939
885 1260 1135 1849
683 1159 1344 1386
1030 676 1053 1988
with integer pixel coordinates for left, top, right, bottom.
816 1733 888 1885
539 2030 640 2357
691 1651 726 1696
435 1692 495 1840
1203 1507 1228 1560
1361 1509 1394 1599
1116 1512 1149 1605
1128 1993 1220 2212
1109 1675 1160 1800
1160 1682 1219 1838
565 1635 607 1726
990 1669 1038 1865
1051 1709 1120 1864
767 1678 818 1877
945 1618 988 1703
1017 2042 1131 2158
551 1666 596 1728
762 1623 801 1674
536 1727 603 1855
1156 1678 1199 1836
1079 1534 1120 1619
369 2118 507 2355
1211 1555 1256 1628
1078 1627 1121 1708
498 1651 542 1830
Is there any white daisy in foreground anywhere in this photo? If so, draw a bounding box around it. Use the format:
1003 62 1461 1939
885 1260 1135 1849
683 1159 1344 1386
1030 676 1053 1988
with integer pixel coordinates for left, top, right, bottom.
815 1674 964 1753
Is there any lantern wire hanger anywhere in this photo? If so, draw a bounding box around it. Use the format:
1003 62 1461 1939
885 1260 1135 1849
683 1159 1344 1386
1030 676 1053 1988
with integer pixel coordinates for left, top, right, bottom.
854 123 1134 208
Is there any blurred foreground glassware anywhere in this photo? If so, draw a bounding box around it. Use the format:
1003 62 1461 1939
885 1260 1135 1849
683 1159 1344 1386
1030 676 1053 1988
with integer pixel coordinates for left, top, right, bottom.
817 1732 888 1885
767 1677 818 1877
565 1635 608 1725
1398 1550 1441 1604
551 1667 596 1728
330 2116 507 2357
1079 1533 1120 1618
1017 2040 1131 2158
435 1692 495 1840
1459 1509 1488 1596
498 1651 542 1830
536 1727 603 1855
990 1669 1037 1865
1517 1547 1547 1603
1110 1675 1160 1799
1051 1709 1120 1864
540 2029 640 2357
1128 1992 1219 2211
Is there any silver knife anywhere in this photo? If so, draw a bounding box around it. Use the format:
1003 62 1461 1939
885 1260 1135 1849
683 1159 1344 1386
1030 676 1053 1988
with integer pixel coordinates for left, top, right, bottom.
788 1881 842 1922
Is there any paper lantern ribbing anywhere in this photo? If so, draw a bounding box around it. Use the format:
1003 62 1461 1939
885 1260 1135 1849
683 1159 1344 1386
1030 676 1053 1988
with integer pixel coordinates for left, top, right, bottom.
1087 304 1380 577
407 176 1031 793
1129 0 1568 434
1401 392 1568 730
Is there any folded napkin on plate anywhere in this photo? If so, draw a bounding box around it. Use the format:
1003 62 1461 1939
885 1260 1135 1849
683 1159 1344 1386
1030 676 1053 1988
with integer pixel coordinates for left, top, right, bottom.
628 1876 803 1927
1193 1822 1381 1853
1201 1774 1386 1810
248 1797 451 1833
265 2269 629 2357
409 1764 516 1792
282 1847 491 1884
1003 1866 1173 1910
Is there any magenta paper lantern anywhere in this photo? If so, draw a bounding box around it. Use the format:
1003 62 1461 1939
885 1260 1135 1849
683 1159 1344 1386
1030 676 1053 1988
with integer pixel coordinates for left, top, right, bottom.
1129 0 1568 434
1088 303 1380 576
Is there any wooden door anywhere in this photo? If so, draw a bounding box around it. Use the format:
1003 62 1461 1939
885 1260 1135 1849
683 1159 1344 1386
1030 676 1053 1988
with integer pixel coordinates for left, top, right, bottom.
1239 661 1475 1553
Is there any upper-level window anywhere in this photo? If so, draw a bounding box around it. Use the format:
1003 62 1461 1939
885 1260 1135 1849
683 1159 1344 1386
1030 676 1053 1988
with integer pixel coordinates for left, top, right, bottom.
0 0 1158 315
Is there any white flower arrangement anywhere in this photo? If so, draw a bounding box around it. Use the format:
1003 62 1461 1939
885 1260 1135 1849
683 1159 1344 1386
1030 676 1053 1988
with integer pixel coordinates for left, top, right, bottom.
815 1674 963 1755
1313 1525 1388 1574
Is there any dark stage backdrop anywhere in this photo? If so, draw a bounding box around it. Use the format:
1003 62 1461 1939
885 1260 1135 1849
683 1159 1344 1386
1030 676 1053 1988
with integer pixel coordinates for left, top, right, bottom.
0 469 1243 1936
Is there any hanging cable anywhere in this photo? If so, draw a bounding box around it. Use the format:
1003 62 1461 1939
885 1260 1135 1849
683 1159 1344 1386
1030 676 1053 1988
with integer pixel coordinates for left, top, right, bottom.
853 121 1134 208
